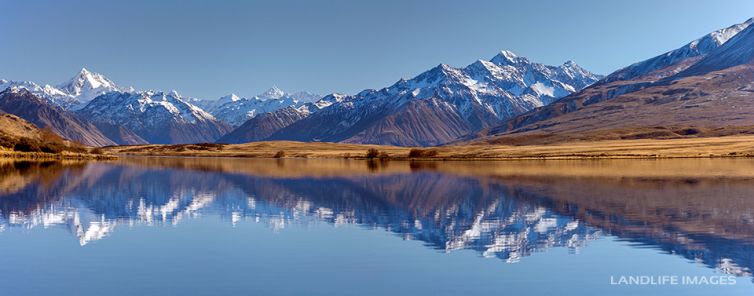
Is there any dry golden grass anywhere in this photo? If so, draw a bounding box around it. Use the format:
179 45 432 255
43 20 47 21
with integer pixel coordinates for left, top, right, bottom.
0 150 116 160
447 134 754 159
0 114 40 139
105 141 412 158
103 135 754 160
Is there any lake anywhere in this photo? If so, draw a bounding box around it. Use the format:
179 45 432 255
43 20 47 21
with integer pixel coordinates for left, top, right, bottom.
1 157 753 295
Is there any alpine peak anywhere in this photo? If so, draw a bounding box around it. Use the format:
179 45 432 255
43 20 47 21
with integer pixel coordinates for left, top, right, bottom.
259 86 286 99
490 50 527 66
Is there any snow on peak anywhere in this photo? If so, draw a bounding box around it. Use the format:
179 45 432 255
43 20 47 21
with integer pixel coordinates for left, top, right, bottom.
289 91 321 102
563 60 578 67
679 19 754 76
6 85 27 94
195 87 321 127
708 17 754 46
313 93 347 109
220 93 241 102
491 50 526 66
500 50 518 59
57 67 124 106
259 86 286 100
0 79 79 108
436 63 457 73
313 50 601 127
467 59 499 72
411 64 463 87
602 18 754 83
79 90 218 129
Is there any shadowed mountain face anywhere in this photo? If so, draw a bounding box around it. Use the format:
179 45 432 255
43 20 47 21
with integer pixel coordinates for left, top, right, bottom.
0 88 117 146
483 18 754 144
216 106 310 144
1 158 753 277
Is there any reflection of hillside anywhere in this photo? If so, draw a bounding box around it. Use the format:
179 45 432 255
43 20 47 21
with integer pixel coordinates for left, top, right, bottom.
0 160 90 209
1 158 753 275
0 161 41 195
115 157 754 179
497 176 754 276
0 161 74 194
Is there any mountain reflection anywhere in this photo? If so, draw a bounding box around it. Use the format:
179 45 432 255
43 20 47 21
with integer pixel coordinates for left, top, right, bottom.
1 158 753 277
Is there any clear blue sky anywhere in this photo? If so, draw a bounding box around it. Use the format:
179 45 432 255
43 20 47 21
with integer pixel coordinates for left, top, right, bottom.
1 0 752 99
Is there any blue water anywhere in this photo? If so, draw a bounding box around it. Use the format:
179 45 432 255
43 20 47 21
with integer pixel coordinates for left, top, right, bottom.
0 158 752 295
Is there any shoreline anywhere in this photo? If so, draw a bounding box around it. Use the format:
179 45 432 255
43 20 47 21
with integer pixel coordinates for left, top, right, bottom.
0 151 117 160
112 153 754 161
99 135 754 161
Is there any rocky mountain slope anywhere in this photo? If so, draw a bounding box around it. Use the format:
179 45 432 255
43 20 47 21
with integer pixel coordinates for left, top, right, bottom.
0 88 117 146
77 90 232 144
485 18 754 141
601 18 753 84
480 18 754 144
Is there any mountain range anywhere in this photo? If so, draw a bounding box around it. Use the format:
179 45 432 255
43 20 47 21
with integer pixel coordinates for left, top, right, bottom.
0 68 129 110
0 51 601 146
219 51 602 146
480 17 754 144
1 17 753 147
0 70 318 145
194 87 321 127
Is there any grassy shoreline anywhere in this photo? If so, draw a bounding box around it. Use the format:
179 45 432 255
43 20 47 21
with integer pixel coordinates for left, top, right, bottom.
99 135 754 160
0 150 117 160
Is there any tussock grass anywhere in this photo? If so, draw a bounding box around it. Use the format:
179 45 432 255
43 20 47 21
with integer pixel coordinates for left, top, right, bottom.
98 135 754 160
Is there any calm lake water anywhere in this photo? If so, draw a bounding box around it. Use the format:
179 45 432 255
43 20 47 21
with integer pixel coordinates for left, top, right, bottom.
1 157 754 295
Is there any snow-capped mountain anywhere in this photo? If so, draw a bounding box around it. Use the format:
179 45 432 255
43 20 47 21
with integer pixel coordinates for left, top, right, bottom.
0 68 128 110
224 50 601 146
601 18 754 83
197 87 321 127
484 18 754 143
77 90 231 144
0 68 324 144
217 93 346 143
487 50 601 96
677 19 754 77
0 79 81 109
258 85 286 99
289 90 321 103
57 68 128 107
